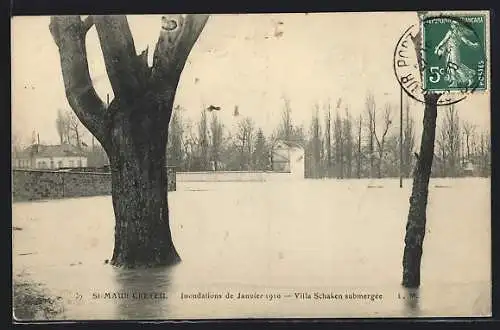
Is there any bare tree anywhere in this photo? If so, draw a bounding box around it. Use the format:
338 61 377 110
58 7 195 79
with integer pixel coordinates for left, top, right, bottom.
373 104 393 178
55 109 71 144
324 102 332 177
356 114 363 178
209 112 224 171
333 110 344 178
253 128 269 171
442 105 461 176
11 131 24 157
67 112 86 149
235 117 255 170
365 93 376 178
435 122 448 177
167 105 184 168
50 14 208 267
197 109 210 170
403 101 416 177
310 104 323 178
278 96 293 142
343 107 354 178
478 129 491 177
462 121 476 162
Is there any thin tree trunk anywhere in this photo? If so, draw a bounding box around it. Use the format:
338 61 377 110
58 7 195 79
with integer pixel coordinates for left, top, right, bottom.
402 93 440 288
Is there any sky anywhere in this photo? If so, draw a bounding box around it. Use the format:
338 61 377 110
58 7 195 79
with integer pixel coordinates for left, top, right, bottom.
11 12 491 147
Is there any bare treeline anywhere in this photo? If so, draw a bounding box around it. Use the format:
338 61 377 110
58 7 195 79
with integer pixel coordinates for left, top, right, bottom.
166 93 491 178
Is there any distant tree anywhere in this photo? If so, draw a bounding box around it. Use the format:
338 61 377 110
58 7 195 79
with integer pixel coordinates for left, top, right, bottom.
166 105 184 168
68 112 85 149
478 130 491 177
11 131 24 157
197 109 210 171
373 104 393 178
55 109 71 144
209 112 224 171
277 96 293 142
365 93 377 178
403 101 416 177
253 128 269 171
356 114 363 178
462 120 476 162
334 110 344 178
235 117 255 170
309 105 323 178
442 105 461 177
324 103 333 178
343 108 354 178
435 121 448 177
181 119 197 171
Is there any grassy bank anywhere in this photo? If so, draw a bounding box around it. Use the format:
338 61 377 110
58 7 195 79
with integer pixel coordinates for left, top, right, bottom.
13 279 64 321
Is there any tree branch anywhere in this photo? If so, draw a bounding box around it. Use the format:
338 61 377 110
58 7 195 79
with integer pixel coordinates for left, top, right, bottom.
94 15 147 102
151 14 209 88
82 15 94 33
49 16 107 144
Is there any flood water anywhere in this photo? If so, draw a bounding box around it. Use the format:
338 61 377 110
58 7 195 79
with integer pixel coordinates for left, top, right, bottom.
12 178 491 320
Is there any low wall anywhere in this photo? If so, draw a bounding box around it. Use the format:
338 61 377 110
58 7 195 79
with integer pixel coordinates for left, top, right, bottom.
12 169 297 202
12 169 111 202
12 167 177 202
177 171 265 182
176 171 298 182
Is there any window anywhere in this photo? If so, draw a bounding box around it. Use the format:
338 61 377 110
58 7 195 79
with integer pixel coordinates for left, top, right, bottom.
69 160 74 167
78 159 82 167
50 160 54 169
58 161 63 168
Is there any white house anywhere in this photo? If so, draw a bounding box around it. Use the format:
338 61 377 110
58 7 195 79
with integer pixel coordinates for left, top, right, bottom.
272 140 305 179
12 143 88 170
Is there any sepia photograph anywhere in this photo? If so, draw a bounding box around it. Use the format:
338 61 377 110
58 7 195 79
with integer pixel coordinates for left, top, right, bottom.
11 11 491 320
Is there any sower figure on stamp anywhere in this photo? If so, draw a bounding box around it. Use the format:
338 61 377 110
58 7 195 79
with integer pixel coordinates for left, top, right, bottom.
434 21 479 88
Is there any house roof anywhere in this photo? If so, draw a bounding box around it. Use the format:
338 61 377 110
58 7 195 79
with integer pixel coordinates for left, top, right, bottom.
16 144 87 158
275 140 304 150
272 152 289 162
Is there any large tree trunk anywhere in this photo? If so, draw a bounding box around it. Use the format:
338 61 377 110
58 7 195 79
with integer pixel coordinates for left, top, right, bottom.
402 93 440 288
108 103 180 267
50 15 208 268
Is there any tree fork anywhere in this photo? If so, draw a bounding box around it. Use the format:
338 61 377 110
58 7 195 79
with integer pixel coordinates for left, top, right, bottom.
51 14 209 268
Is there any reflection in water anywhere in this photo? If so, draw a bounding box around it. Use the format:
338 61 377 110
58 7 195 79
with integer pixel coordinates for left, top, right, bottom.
403 287 420 317
112 266 175 320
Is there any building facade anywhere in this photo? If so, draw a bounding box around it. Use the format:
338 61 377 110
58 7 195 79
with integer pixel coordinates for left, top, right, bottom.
271 140 305 179
12 144 88 170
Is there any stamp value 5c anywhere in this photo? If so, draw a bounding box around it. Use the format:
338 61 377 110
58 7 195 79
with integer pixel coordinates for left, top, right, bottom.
422 14 487 92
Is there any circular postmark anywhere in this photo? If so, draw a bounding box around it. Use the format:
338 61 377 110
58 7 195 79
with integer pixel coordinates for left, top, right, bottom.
393 14 486 106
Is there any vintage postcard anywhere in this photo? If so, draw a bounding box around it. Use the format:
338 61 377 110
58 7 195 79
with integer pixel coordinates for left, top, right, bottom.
11 11 491 321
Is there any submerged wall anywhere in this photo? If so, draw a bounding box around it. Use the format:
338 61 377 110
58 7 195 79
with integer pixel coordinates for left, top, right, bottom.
12 169 300 202
12 167 177 202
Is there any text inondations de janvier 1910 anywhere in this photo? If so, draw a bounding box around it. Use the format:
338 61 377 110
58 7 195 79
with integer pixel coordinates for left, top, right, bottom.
89 290 389 302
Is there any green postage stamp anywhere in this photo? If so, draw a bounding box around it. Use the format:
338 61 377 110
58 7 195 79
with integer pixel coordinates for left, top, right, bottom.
422 14 487 92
